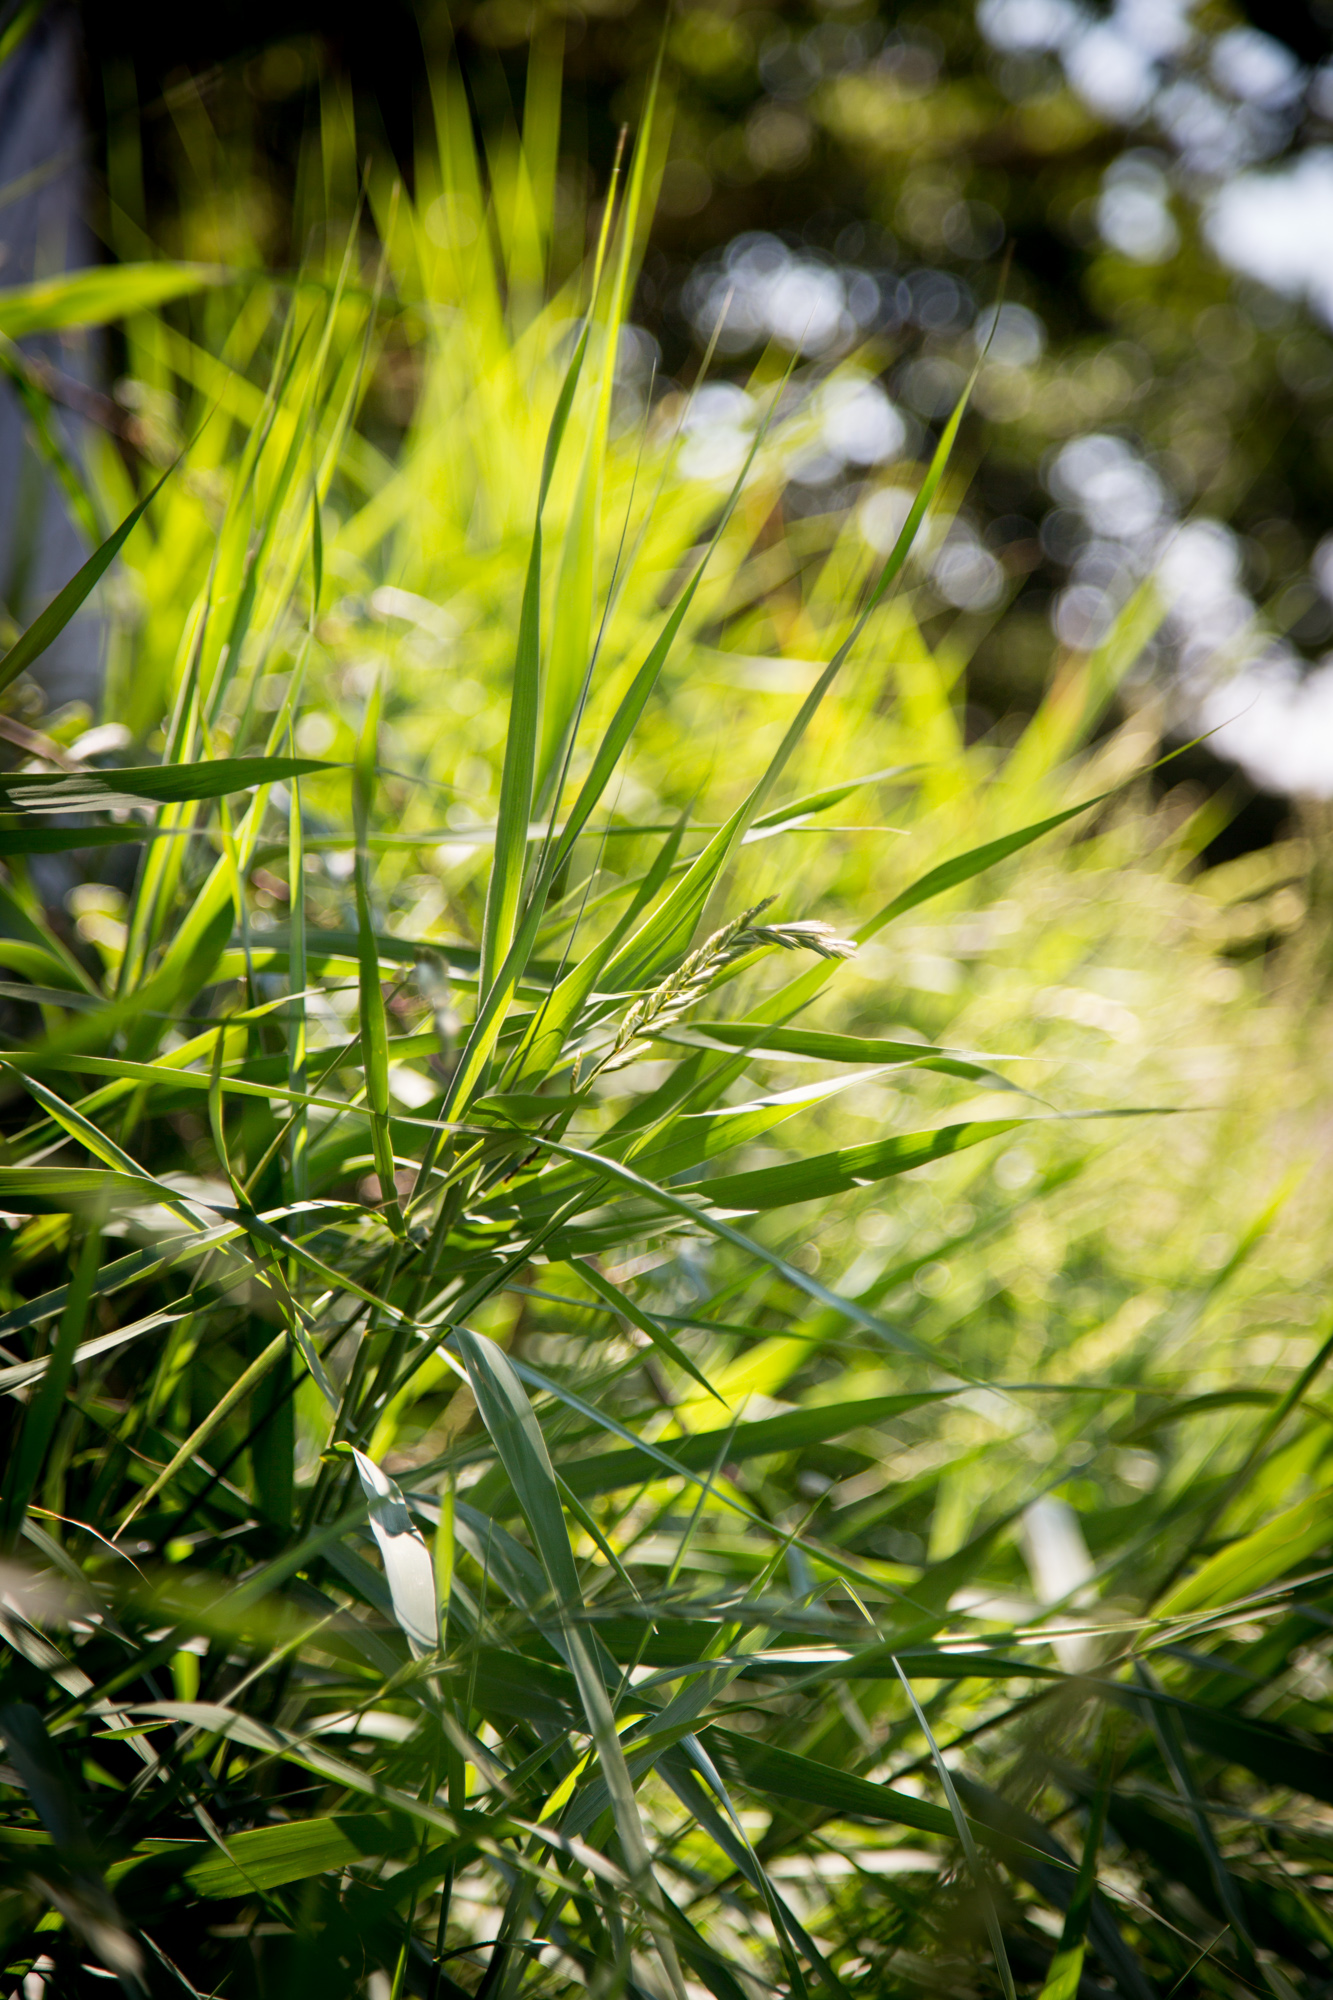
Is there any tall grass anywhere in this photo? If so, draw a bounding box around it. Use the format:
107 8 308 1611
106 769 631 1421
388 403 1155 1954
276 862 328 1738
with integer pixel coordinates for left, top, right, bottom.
0 45 1332 2000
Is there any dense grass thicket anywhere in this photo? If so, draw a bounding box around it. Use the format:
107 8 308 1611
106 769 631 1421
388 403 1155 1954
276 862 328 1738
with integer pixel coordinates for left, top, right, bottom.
2 49 1333 2000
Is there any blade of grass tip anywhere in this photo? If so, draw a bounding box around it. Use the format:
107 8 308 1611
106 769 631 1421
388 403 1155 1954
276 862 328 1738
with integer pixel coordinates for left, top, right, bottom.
540 48 663 801
477 235 603 1010
535 121 627 801
1 1219 102 1548
353 674 404 1237
894 1658 1016 2000
0 455 175 697
1038 1737 1112 2000
116 1325 290 1536
569 1255 727 1407
326 1442 439 1659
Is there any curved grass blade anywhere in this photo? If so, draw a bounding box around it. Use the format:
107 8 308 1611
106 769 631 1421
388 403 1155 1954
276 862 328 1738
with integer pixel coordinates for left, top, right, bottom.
330 1444 439 1659
688 1118 1031 1211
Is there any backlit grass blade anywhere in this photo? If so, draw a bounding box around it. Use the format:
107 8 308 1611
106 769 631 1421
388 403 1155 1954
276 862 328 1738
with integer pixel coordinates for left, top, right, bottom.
0 460 174 697
288 761 308 1201
0 261 226 338
352 677 402 1233
538 52 662 798
658 1022 1023 1092
477 286 598 1003
1155 1478 1333 1617
443 404 785 1119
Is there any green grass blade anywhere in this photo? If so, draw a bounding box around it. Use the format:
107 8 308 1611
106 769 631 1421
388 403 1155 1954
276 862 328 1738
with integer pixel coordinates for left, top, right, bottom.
352 678 402 1232
1037 1745 1109 2000
894 1660 1017 2000
455 1326 687 1999
0 261 226 337
1 1224 101 1545
0 756 332 813
0 460 174 696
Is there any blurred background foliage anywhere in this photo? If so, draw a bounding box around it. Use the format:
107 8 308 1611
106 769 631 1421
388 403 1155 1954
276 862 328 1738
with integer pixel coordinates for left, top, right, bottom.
78 0 1333 843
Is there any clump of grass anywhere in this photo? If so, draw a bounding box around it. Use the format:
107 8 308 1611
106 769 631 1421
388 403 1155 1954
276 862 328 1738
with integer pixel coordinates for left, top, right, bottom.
0 38 1331 2000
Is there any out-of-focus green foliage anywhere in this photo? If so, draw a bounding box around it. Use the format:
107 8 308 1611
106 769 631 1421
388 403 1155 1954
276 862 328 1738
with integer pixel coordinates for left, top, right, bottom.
82 0 1333 796
2 21 1333 2000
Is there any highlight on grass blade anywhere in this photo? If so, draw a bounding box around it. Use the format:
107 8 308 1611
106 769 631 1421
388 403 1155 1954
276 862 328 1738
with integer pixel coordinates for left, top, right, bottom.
330 1442 439 1659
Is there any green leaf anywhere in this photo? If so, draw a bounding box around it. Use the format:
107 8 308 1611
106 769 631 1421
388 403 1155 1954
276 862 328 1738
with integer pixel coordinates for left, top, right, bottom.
344 1445 439 1658
860 800 1102 940
455 1327 688 1996
118 1814 414 1898
478 306 592 1000
895 1660 1016 2000
0 1165 164 1209
0 756 332 814
707 1727 954 1839
689 1118 1029 1211
658 1021 1018 1087
0 822 188 854
1156 1480 1333 1616
0 461 176 697
0 260 228 338
550 1392 954 1503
